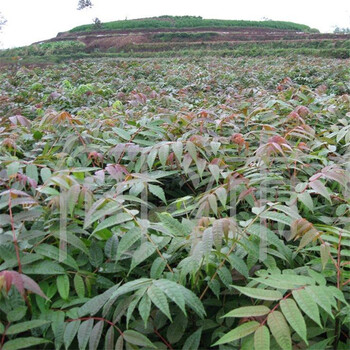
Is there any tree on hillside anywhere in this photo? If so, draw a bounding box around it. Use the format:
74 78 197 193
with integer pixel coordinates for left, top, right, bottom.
334 26 350 33
0 12 6 31
77 0 93 10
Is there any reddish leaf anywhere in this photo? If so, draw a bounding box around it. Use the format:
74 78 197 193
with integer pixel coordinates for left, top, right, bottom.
21 274 48 299
0 271 47 299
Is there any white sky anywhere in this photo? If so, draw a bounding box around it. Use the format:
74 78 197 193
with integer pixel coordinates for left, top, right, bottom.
0 0 350 49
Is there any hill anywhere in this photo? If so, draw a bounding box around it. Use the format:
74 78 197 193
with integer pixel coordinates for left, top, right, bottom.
69 15 318 33
1 16 350 64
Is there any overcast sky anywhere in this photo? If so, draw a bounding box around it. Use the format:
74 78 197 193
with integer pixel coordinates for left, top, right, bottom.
1 0 350 49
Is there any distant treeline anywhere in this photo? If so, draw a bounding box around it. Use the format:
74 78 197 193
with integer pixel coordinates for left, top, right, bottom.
70 16 318 33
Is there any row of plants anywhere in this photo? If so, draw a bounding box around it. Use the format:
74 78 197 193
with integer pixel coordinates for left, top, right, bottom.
152 32 220 42
69 16 317 33
0 57 349 349
0 41 86 58
1 40 349 64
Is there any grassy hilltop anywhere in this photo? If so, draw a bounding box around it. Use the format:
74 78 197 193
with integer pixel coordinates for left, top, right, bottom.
69 15 318 33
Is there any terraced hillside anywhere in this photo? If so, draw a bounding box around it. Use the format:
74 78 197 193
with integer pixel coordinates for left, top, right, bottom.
1 16 350 63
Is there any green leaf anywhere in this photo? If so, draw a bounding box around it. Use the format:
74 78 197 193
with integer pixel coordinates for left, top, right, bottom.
126 288 145 327
104 235 119 260
158 144 169 167
5 320 51 335
114 335 123 350
7 161 20 176
84 201 121 229
138 293 151 326
224 305 270 318
186 141 197 162
292 289 322 327
150 257 167 279
74 274 85 298
309 180 331 203
148 184 167 204
7 306 27 322
209 164 220 183
79 284 120 317
123 330 156 348
111 279 152 300
267 311 291 350
51 311 65 346
129 242 156 272
179 286 206 319
147 148 158 169
183 328 202 350
112 127 131 140
304 286 333 318
57 275 70 301
147 285 172 321
92 212 134 234
157 212 189 237
35 244 79 270
298 191 314 212
320 243 330 270
208 279 220 299
208 194 218 215
327 286 348 305
215 186 227 208
254 275 311 290
104 326 115 350
116 227 142 261
78 319 94 350
89 320 104 350
229 254 249 279
233 286 283 300
260 211 292 226
166 313 188 344
67 184 81 216
89 244 104 267
210 141 221 155
26 164 39 183
22 260 65 275
254 326 270 350
218 266 232 288
240 335 254 350
3 337 50 350
153 279 186 315
52 230 89 255
64 320 81 350
172 141 183 162
280 298 307 344
212 321 260 346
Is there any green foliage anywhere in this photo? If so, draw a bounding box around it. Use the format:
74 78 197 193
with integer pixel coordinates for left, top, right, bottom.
69 15 316 33
0 56 349 349
0 41 86 58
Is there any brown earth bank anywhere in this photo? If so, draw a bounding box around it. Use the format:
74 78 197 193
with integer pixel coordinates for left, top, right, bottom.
34 27 350 53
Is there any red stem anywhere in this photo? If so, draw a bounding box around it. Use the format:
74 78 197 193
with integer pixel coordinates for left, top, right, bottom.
153 328 173 350
0 322 11 349
260 286 305 327
343 279 350 286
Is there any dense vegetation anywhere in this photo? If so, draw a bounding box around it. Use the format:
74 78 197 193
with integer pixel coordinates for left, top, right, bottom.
69 16 318 33
1 38 349 65
0 56 349 349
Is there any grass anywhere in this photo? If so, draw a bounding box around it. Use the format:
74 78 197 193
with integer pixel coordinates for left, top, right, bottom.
69 15 318 33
